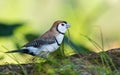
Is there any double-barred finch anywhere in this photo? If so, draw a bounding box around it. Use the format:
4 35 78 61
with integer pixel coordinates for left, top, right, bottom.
6 20 70 57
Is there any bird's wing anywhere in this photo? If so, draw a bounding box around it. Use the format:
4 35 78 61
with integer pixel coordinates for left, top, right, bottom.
23 38 55 47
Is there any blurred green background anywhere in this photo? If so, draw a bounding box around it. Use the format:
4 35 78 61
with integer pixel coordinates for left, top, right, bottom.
0 0 120 64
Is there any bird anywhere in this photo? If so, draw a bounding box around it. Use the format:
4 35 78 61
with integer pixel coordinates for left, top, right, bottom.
6 20 70 57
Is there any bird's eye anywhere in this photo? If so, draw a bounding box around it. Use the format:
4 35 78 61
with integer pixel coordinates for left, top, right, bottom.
61 23 65 26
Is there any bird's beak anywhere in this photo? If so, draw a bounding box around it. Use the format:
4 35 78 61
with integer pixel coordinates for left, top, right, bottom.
66 24 70 28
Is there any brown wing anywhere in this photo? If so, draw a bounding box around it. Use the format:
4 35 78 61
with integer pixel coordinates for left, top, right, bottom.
24 30 57 47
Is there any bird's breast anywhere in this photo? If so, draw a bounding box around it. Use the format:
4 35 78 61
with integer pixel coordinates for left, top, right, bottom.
55 34 64 44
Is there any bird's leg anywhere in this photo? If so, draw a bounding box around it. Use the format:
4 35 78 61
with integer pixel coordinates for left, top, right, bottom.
39 51 49 58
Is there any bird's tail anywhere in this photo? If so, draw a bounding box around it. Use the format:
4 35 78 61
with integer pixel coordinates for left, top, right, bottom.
5 49 29 53
5 49 35 56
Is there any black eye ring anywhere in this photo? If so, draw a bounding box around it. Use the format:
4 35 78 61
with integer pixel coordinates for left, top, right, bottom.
61 23 64 26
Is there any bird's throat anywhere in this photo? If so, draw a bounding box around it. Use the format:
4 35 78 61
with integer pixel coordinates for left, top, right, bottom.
55 34 64 45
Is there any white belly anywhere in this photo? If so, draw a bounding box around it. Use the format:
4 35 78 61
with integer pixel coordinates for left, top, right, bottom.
42 43 59 52
35 43 59 56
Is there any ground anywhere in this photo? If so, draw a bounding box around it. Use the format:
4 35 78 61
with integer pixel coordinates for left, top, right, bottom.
0 49 120 75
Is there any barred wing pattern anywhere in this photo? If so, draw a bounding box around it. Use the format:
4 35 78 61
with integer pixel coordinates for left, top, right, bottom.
23 39 55 47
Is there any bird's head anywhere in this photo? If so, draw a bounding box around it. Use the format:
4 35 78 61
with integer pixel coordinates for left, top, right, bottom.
51 20 70 34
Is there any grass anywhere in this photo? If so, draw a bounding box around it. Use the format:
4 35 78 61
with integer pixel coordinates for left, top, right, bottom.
80 30 120 74
1 46 28 75
0 53 119 75
0 31 120 75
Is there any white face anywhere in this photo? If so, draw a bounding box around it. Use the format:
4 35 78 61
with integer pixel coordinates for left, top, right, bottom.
57 22 70 33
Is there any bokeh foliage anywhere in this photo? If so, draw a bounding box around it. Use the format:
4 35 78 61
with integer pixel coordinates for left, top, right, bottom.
0 0 118 64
